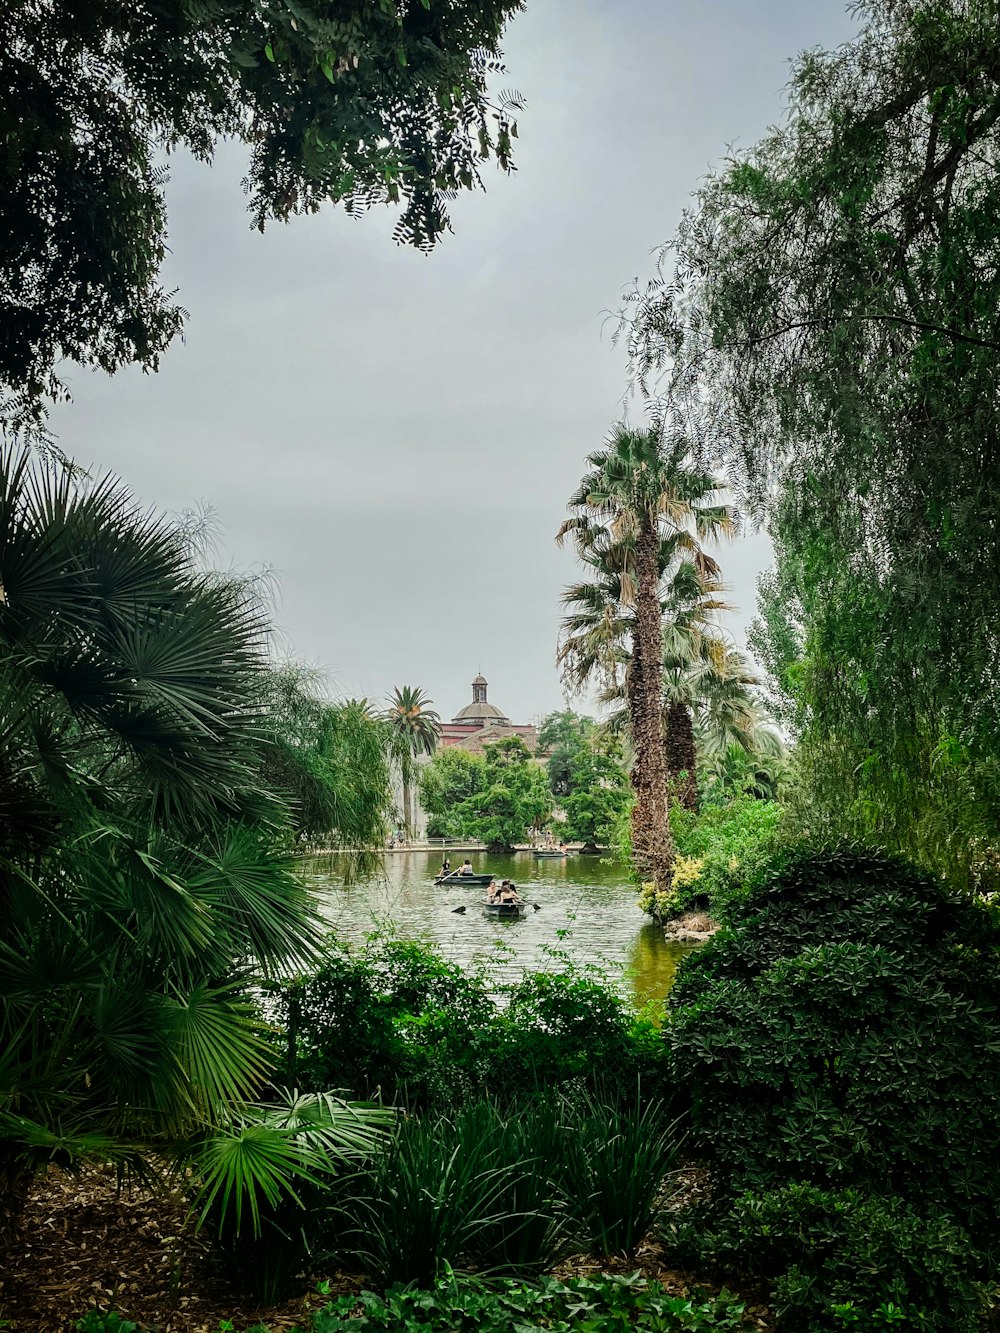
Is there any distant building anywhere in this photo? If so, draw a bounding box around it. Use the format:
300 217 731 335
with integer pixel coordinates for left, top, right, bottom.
439 675 538 754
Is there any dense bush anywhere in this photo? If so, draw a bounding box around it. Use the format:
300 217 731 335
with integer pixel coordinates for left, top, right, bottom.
277 936 668 1108
77 1273 751 1333
668 1184 983 1332
630 795 783 920
303 1272 749 1332
665 845 1000 1301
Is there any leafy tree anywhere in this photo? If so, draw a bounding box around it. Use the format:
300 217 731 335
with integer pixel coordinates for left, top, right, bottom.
623 0 1000 890
419 748 486 839
561 736 631 854
536 710 594 799
1 0 525 435
260 667 394 853
384 685 441 838
0 449 322 1243
456 736 551 853
558 419 733 893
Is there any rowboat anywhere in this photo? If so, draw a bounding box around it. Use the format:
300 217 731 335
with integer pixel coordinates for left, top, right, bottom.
533 849 567 858
435 871 494 886
483 900 527 919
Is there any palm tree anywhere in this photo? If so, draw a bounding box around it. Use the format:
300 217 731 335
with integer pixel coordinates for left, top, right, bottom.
588 562 783 811
557 421 733 891
384 686 441 838
0 449 327 1245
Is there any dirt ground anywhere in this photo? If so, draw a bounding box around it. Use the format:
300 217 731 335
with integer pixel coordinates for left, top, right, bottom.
0 1164 773 1332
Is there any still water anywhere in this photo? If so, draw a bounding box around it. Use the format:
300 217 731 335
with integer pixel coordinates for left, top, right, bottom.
301 849 695 1008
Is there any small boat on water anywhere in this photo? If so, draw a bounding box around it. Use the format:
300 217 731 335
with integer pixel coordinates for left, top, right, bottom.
435 871 495 886
483 899 527 919
533 849 567 858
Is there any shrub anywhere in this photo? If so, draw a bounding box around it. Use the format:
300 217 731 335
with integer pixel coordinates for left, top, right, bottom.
667 845 1000 1253
669 1184 984 1332
276 937 495 1106
497 967 660 1096
278 936 669 1110
335 1100 568 1285
630 796 783 920
303 1271 750 1332
331 1091 684 1283
560 1089 685 1256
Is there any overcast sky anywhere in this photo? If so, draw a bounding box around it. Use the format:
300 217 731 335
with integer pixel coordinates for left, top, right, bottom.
49 0 859 726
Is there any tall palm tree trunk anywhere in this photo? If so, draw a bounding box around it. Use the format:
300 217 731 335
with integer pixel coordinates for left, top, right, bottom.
665 701 699 812
630 522 674 892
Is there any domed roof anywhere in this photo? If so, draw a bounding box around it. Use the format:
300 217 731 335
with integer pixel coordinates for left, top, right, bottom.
472 674 488 686
454 700 509 722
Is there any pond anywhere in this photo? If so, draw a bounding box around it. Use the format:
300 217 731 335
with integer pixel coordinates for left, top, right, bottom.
301 849 696 1007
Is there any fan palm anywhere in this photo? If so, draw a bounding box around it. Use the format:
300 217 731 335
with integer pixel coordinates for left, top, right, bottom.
589 555 782 808
384 686 441 838
557 421 733 891
0 449 323 1243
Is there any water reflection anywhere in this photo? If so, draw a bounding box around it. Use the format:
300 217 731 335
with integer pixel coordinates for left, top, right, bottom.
301 849 696 1007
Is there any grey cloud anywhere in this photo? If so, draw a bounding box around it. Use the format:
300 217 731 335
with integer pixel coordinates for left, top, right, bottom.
49 0 859 725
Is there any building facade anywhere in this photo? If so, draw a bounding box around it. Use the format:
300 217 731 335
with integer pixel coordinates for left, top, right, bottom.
438 675 538 754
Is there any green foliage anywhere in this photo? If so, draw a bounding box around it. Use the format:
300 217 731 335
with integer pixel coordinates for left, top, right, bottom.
277 935 667 1110
0 451 321 1188
436 737 551 851
667 847 1000 1256
561 733 631 850
536 710 594 798
557 422 734 891
2 0 526 434
624 0 1000 891
75 1277 750 1333
419 748 487 839
561 1089 685 1257
76 1315 139 1333
340 1101 560 1286
335 1092 684 1284
298 1272 748 1333
260 668 394 849
644 795 784 918
673 1185 983 1333
383 685 441 838
424 717 626 849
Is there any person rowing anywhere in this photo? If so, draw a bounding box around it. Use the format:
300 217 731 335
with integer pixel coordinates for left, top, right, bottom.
458 858 475 876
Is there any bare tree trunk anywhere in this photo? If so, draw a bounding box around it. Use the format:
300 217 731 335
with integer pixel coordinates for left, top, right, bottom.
665 701 699 812
629 522 674 894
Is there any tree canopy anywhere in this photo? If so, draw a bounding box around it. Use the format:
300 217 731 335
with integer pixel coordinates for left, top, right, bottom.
1 0 525 435
622 0 1000 889
419 736 551 851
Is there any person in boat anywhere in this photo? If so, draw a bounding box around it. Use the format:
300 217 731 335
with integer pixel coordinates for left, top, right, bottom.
487 878 502 903
439 857 451 877
458 858 474 875
499 880 522 905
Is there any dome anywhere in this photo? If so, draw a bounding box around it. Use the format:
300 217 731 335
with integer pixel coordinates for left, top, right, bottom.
454 700 509 723
472 674 488 686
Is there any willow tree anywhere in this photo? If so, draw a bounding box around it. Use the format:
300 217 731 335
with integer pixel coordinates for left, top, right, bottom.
623 0 1000 889
557 422 732 890
384 686 441 838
